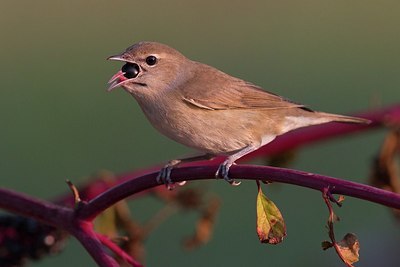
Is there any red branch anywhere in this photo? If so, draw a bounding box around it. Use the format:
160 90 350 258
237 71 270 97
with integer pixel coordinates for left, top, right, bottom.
0 188 73 228
78 165 400 221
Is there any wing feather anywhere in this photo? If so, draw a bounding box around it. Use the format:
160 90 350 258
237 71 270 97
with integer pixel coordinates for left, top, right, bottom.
181 63 306 111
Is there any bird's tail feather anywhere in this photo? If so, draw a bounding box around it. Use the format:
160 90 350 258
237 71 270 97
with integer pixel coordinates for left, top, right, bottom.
315 112 371 124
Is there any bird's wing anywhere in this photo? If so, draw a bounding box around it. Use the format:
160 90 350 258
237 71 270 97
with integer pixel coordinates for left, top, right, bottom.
182 65 307 111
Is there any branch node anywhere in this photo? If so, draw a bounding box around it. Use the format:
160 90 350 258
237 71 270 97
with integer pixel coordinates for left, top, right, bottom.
323 187 343 207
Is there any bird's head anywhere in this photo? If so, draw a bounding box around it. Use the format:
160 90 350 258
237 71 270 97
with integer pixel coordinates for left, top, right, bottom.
107 41 190 97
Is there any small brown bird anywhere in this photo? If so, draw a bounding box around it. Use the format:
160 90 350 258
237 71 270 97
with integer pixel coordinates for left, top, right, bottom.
107 41 369 186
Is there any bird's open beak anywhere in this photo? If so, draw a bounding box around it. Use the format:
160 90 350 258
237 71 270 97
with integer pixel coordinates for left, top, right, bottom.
107 70 128 91
107 55 128 62
107 55 129 92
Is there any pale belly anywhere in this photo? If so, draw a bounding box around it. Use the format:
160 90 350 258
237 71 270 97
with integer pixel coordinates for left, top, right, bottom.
141 103 276 155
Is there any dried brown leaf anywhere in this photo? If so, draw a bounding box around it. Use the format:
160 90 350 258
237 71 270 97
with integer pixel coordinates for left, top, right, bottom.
321 240 333 250
337 195 345 204
337 233 360 265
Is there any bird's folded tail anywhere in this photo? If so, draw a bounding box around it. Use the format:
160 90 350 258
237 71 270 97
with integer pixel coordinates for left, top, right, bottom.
315 111 371 124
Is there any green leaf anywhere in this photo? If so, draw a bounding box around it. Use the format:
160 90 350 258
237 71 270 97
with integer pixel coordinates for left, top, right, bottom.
256 185 286 244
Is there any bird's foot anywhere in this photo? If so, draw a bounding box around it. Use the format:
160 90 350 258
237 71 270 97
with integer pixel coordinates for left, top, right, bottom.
156 160 185 190
215 161 241 186
156 164 174 189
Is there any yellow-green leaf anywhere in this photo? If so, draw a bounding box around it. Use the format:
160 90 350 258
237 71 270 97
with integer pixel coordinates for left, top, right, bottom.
94 206 118 236
256 186 286 244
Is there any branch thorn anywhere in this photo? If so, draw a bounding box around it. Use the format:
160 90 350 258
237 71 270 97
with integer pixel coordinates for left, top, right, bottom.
66 179 82 206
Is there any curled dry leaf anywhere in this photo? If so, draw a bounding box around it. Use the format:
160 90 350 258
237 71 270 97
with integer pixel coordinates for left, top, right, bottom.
337 195 345 204
321 233 360 265
337 233 360 265
256 185 286 244
321 240 333 250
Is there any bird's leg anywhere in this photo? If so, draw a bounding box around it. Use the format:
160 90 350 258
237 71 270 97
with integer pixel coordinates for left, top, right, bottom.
216 144 260 186
157 153 214 189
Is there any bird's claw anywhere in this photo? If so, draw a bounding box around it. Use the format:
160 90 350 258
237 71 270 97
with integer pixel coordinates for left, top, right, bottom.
156 160 186 190
156 165 175 190
215 162 241 186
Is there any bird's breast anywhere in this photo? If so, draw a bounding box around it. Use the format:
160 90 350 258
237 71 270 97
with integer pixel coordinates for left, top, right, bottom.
137 97 276 155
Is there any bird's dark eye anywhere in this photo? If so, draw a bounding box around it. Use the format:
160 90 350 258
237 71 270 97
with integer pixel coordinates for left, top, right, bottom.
121 63 140 79
145 55 157 66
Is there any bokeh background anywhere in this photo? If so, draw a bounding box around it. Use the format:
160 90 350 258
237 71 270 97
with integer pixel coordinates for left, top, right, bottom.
0 0 399 266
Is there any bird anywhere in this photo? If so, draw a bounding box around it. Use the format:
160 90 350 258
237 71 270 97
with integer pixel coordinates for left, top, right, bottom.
107 41 369 187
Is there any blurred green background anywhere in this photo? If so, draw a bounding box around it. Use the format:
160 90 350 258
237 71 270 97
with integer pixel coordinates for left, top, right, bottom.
0 0 399 266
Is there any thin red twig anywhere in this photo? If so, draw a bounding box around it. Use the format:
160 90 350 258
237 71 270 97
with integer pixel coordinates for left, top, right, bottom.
71 220 120 267
96 233 143 267
322 188 353 267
